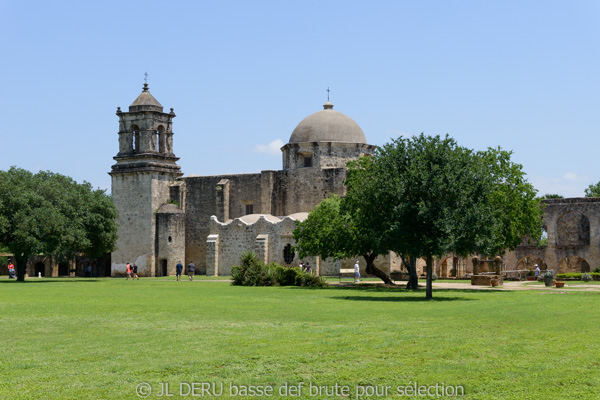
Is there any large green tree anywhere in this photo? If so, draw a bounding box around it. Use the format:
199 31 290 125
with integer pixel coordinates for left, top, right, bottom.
0 167 118 281
293 194 394 284
364 135 542 299
585 181 600 198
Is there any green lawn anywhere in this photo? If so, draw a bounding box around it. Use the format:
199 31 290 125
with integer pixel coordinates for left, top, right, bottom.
0 277 599 399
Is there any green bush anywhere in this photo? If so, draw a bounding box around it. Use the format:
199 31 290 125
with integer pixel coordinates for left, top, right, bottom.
294 271 327 287
594 267 600 273
231 252 327 288
231 252 274 286
582 273 592 282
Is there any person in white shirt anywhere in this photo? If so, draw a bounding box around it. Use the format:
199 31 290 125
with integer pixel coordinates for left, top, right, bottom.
354 261 361 283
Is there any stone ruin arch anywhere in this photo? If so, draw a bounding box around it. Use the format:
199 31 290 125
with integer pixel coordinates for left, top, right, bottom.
516 256 547 270
556 211 590 246
558 256 590 274
440 256 461 278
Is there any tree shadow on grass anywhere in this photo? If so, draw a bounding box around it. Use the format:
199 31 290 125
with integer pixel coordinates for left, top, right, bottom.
331 295 474 302
321 284 514 295
0 278 102 284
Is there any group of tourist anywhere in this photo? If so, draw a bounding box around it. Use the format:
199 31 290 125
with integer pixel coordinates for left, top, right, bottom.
175 261 196 281
299 261 312 273
125 263 139 280
123 261 197 280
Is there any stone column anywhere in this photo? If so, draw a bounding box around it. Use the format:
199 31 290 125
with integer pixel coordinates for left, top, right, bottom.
206 234 219 276
254 234 269 264
495 256 502 275
472 256 479 275
216 179 230 222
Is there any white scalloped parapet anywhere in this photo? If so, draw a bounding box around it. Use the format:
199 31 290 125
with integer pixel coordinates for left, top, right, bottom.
209 213 308 228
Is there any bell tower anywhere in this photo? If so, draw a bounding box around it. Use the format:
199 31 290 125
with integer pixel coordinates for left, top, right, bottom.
109 82 183 277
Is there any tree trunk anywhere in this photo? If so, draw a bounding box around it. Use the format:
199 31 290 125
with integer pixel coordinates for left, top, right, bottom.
426 254 433 299
400 254 419 290
15 254 28 282
364 253 394 285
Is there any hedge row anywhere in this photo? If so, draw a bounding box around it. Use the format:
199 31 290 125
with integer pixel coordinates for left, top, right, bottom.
556 272 600 281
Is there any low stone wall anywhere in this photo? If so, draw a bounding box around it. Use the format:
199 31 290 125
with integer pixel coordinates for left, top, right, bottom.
471 275 503 286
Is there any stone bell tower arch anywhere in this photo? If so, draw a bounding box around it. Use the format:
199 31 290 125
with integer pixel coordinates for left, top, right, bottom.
109 83 183 277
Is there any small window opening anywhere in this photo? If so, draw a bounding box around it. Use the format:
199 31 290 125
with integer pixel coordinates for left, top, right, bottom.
245 204 254 215
168 236 172 243
303 156 313 168
283 244 294 265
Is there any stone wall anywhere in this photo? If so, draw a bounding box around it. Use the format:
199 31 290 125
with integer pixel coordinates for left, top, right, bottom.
282 141 376 170
206 213 402 277
111 172 176 276
269 167 348 216
156 204 186 276
182 173 263 274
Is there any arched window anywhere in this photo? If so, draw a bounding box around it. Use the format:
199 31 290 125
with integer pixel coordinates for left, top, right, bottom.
557 211 590 246
157 125 166 153
131 125 140 153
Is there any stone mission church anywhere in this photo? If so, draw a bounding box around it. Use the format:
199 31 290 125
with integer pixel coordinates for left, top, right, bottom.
110 83 379 277
110 83 600 279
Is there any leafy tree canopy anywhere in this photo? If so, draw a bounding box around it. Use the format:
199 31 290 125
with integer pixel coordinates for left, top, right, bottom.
295 134 543 298
585 181 600 198
0 167 118 281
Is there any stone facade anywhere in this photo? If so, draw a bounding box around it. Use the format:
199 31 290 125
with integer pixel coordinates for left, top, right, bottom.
427 198 600 279
110 85 600 279
508 198 600 274
110 85 377 277
110 84 184 277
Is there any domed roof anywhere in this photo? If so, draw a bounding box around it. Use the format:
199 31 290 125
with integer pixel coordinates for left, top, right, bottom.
289 102 366 144
129 83 163 112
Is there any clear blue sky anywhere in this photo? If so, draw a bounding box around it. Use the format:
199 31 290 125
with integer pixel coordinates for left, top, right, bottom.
1 0 599 197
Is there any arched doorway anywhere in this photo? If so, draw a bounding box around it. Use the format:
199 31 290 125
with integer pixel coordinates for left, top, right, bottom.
558 256 590 274
34 262 45 277
516 256 547 270
440 257 460 278
58 262 69 276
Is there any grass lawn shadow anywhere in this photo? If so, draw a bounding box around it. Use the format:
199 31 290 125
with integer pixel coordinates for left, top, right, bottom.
331 295 474 302
0 278 102 284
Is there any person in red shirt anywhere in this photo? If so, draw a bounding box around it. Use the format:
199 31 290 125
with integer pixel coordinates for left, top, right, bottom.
126 263 132 280
7 262 15 279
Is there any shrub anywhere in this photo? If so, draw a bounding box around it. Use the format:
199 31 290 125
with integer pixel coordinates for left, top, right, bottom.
582 273 592 282
432 273 438 281
294 271 327 288
556 273 582 280
231 252 327 288
594 267 600 273
231 252 274 286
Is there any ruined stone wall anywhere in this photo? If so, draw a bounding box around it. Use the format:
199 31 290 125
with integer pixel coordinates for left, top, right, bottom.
508 198 600 274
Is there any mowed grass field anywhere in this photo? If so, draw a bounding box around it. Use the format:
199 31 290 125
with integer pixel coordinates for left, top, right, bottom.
0 277 599 400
